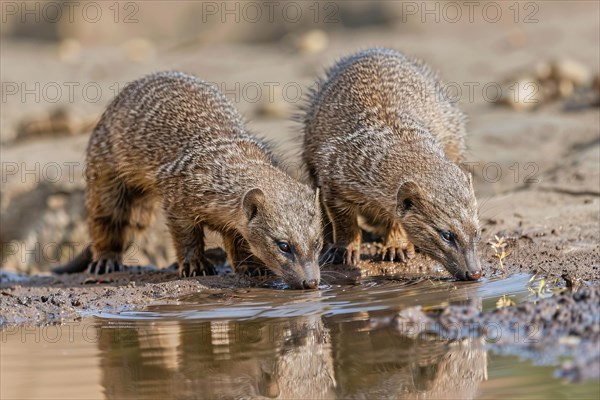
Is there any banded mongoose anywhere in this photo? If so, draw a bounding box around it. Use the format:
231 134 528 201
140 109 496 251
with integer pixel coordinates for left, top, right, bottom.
60 71 323 289
302 48 482 280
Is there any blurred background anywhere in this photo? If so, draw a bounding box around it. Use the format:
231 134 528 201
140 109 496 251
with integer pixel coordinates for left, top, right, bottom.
1 0 599 273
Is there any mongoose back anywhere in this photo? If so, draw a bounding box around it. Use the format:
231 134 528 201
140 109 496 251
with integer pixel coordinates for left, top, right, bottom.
302 48 481 280
64 71 323 289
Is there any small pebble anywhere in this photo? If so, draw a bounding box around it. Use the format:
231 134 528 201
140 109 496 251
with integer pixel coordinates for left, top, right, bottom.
501 76 541 111
122 38 156 63
551 59 592 87
534 61 552 81
296 29 329 54
558 79 575 98
57 38 81 64
46 194 68 210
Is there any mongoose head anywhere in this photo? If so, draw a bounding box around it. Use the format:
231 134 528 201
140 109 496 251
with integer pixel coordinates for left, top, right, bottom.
396 166 482 281
241 185 323 289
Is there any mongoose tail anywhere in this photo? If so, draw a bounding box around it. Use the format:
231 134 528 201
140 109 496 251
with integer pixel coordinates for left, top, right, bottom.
302 48 481 281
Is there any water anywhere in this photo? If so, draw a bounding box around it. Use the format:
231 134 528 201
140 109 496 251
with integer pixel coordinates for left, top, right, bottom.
2 274 598 399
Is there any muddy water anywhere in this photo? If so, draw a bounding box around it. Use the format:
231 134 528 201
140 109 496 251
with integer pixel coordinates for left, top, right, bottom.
1 275 597 399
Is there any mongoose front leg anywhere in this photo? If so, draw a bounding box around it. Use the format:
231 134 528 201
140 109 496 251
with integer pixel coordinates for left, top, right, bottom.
382 221 416 262
324 202 362 265
222 231 265 275
168 220 216 277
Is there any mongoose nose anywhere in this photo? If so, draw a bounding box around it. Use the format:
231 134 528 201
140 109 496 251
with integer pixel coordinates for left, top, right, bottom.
302 279 319 289
466 270 482 281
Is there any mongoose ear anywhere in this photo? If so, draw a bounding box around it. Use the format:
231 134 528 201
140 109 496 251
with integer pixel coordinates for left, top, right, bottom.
242 188 265 221
396 181 423 214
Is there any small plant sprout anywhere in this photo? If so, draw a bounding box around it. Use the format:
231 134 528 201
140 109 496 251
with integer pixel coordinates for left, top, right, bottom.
488 235 510 275
527 272 558 301
496 295 516 308
537 277 546 297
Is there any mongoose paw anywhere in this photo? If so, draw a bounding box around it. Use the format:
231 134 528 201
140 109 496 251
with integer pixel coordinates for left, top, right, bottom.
382 223 415 263
382 241 416 262
87 257 124 274
245 267 272 277
179 258 217 277
231 255 266 276
324 245 360 266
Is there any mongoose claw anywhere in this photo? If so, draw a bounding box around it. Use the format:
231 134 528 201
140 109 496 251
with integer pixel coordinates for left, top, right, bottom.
383 242 416 263
245 267 272 277
347 249 360 265
179 258 217 277
326 245 360 266
383 223 416 263
87 257 124 274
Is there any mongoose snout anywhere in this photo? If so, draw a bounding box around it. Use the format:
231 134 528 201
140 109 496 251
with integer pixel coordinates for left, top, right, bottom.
302 48 483 281
56 71 323 289
240 186 323 289
396 171 482 281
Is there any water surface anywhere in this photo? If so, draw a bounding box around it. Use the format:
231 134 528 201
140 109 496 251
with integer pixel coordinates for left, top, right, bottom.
2 275 598 399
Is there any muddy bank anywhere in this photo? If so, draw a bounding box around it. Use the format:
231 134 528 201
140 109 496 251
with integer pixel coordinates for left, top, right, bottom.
0 266 251 328
0 247 449 328
370 285 600 382
0 243 597 329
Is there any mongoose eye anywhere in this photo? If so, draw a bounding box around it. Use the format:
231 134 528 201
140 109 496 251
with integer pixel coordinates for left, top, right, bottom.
441 231 455 243
276 241 292 254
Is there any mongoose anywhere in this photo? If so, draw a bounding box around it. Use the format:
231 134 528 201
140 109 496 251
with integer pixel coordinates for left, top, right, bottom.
301 48 482 281
59 71 323 289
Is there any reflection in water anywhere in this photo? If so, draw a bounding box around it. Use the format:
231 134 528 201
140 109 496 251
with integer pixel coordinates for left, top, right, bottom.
3 275 598 399
91 279 497 399
330 319 487 399
95 315 486 399
98 316 336 399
